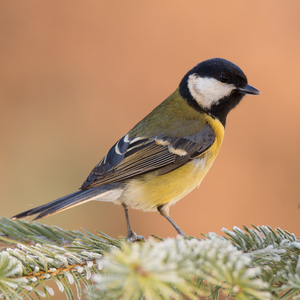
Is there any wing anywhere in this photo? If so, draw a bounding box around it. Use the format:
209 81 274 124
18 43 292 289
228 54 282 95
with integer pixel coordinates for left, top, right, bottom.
81 124 215 189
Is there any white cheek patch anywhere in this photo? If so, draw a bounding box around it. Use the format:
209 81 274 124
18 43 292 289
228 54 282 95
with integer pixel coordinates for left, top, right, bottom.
187 74 236 109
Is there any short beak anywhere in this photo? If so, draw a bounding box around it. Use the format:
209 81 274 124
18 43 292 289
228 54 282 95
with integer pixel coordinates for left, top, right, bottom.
238 84 260 95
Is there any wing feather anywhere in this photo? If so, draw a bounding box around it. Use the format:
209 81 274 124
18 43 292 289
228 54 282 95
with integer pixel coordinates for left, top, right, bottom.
81 125 215 189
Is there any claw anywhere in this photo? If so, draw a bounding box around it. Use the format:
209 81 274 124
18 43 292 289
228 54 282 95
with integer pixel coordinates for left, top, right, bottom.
127 231 145 242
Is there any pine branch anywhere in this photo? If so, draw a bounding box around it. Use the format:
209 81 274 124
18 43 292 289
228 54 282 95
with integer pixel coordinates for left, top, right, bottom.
0 217 120 299
0 217 300 299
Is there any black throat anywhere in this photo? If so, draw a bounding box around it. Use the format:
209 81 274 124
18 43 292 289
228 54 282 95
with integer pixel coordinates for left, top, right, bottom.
209 91 245 126
179 81 245 127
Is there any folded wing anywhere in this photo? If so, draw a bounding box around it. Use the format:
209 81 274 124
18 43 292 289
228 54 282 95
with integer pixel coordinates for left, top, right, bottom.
81 124 215 189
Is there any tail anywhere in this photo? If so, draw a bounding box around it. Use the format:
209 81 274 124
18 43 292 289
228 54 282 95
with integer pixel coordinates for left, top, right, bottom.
11 185 123 221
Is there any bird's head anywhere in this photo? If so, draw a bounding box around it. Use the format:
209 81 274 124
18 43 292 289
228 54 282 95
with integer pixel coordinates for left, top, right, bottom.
179 58 260 126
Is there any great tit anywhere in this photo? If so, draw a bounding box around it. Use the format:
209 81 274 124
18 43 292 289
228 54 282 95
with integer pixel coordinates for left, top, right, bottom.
12 58 260 241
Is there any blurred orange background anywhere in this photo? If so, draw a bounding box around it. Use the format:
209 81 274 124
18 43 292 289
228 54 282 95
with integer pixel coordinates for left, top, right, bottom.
2 0 300 240
1 1 300 296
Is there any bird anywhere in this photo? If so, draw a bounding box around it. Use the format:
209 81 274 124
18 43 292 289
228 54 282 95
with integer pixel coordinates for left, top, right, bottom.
12 58 260 241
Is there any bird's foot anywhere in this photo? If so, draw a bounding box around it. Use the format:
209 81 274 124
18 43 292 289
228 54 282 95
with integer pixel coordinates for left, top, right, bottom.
127 230 145 242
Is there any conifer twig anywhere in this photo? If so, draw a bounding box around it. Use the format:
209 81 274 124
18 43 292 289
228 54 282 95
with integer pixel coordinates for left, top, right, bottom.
0 217 300 299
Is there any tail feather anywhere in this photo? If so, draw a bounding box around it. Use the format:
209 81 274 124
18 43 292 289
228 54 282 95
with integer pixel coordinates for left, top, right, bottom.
32 191 94 220
12 184 123 221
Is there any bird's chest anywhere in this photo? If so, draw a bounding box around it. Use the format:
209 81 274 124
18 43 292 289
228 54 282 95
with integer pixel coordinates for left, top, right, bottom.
122 116 224 211
122 138 222 211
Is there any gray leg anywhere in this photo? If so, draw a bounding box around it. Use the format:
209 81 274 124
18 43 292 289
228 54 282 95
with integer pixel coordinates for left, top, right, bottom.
157 204 187 236
122 203 145 242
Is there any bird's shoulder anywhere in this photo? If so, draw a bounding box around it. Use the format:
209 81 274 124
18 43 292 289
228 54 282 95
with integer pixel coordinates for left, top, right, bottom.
129 88 208 138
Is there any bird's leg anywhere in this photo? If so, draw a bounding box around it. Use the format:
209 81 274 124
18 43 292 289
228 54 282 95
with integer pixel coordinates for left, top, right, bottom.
157 204 187 236
122 203 145 242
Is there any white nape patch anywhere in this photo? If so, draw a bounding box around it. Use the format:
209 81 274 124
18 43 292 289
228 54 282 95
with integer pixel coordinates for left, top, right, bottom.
187 74 235 109
90 189 123 202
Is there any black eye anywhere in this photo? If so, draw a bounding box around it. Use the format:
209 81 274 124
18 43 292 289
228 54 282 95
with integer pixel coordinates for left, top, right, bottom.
219 74 229 83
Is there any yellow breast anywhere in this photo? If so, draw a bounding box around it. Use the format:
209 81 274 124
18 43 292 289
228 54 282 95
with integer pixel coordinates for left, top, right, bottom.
122 114 224 211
